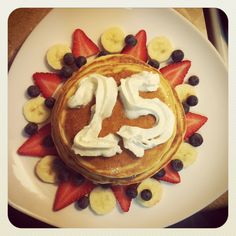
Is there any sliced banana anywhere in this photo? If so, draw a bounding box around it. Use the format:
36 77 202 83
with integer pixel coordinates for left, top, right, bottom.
89 187 116 215
148 36 173 62
101 27 125 53
46 44 71 70
35 155 58 184
173 142 198 168
137 178 163 207
175 84 196 102
23 96 50 124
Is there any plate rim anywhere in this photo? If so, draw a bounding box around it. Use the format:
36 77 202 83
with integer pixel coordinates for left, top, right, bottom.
8 8 228 228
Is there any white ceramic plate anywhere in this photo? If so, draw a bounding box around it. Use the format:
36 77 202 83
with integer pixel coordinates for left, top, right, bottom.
8 8 228 228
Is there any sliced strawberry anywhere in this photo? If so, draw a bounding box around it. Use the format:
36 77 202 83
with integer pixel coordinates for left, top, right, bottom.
72 29 99 57
33 72 62 98
122 30 148 62
160 60 191 87
185 112 208 139
53 179 96 211
111 185 131 212
17 123 57 157
159 163 181 184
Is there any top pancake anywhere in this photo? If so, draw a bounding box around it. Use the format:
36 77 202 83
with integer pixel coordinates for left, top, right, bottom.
51 54 185 184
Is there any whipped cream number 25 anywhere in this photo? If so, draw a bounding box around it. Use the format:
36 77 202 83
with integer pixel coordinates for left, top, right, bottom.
67 71 175 158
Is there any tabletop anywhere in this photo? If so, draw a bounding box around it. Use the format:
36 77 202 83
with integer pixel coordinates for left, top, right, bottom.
8 8 228 227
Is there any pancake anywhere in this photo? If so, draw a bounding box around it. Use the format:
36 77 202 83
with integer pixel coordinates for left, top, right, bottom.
51 54 185 184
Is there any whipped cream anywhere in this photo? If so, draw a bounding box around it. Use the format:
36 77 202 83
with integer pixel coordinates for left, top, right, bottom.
117 71 175 157
68 71 175 158
68 74 122 157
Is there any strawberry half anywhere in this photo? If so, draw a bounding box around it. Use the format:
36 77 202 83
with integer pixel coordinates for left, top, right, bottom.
160 60 191 87
53 179 96 211
33 72 62 98
111 185 132 212
185 112 208 139
122 30 148 62
72 29 99 57
159 163 181 184
17 123 57 157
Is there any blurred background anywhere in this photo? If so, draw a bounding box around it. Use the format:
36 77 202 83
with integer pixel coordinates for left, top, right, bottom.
8 8 228 228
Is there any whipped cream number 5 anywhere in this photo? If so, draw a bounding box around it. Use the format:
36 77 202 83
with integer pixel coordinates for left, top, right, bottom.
68 71 175 158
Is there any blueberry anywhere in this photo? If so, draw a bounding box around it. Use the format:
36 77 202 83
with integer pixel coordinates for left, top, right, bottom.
27 85 40 98
171 50 184 63
171 159 183 172
125 35 137 47
44 97 55 109
189 133 203 147
57 169 70 182
126 186 138 199
140 189 152 201
100 183 112 189
53 158 66 172
75 56 87 68
73 173 85 186
63 53 75 65
42 135 54 147
76 196 89 209
70 63 80 72
24 122 38 136
152 168 166 179
148 59 160 69
60 65 73 78
97 50 110 57
186 95 198 106
188 75 199 86
182 102 190 114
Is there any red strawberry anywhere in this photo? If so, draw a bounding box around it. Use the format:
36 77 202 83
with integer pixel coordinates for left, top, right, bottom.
72 29 99 57
122 30 148 62
33 72 62 98
17 123 57 157
185 112 208 139
160 60 191 87
53 179 95 211
159 163 180 184
111 185 131 212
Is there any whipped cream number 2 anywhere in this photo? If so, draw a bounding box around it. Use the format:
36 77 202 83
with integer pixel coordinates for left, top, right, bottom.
68 71 175 158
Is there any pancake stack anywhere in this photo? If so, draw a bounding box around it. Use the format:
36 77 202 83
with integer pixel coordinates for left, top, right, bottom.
51 54 186 185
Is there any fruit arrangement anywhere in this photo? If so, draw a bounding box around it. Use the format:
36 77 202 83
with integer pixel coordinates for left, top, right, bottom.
17 26 207 214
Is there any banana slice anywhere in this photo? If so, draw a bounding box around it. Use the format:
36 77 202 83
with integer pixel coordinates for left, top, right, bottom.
148 36 173 62
46 44 71 70
89 187 116 215
173 142 198 168
175 84 196 102
101 27 125 53
23 96 50 124
35 155 58 184
137 178 163 207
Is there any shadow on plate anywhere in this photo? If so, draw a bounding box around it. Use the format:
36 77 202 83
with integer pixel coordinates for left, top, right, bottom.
8 205 228 228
